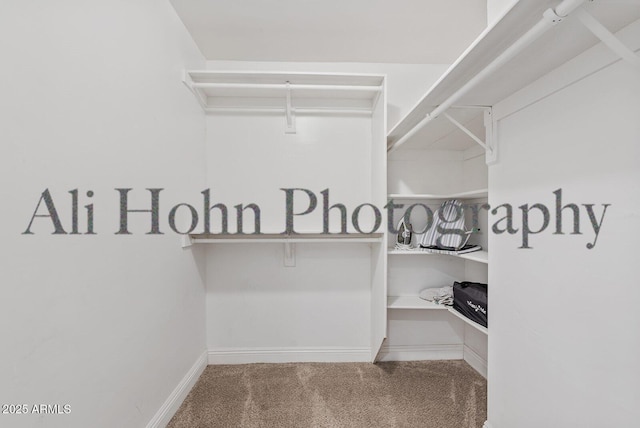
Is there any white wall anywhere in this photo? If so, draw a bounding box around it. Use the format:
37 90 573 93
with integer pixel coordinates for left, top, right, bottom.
388 149 465 195
488 27 640 427
204 111 375 361
487 0 518 25
0 1 206 427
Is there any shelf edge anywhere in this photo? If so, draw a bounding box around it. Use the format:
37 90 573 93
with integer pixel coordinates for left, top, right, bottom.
447 307 488 335
388 189 488 200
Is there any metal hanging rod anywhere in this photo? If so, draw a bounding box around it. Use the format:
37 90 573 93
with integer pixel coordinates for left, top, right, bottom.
449 105 492 110
388 0 588 153
203 107 372 115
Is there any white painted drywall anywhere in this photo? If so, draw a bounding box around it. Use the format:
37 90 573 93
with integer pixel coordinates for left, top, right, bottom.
172 0 487 64
487 34 640 428
206 60 450 131
0 1 206 427
203 106 376 361
487 0 519 25
388 149 466 195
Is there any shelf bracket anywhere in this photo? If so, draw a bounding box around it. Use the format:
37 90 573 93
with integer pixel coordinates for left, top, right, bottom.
182 71 208 110
484 108 498 165
181 234 193 249
574 7 640 73
443 112 492 153
283 242 296 267
285 82 296 134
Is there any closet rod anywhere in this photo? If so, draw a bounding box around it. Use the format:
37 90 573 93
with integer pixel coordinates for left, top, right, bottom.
204 107 372 115
191 82 382 92
388 0 587 152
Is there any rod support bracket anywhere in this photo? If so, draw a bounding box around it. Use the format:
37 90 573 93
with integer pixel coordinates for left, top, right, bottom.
285 81 296 134
484 108 498 165
181 234 193 249
543 8 564 25
283 242 296 267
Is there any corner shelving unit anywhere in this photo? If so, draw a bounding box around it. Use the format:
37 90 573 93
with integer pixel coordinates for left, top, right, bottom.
383 147 490 372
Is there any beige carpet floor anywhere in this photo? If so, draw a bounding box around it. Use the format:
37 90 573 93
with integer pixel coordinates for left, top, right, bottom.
168 360 486 428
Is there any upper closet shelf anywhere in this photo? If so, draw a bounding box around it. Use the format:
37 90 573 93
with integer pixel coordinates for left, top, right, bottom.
387 0 640 152
184 71 385 113
389 189 488 200
388 249 488 264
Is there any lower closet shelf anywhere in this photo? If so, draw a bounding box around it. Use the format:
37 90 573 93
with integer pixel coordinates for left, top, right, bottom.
387 295 488 335
387 295 449 310
447 307 488 335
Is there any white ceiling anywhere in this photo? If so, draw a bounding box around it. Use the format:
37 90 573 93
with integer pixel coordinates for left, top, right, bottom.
169 0 488 63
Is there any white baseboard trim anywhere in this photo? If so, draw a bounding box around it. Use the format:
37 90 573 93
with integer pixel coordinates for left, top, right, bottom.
463 344 487 378
208 346 371 364
376 344 464 362
482 421 493 428
146 350 207 428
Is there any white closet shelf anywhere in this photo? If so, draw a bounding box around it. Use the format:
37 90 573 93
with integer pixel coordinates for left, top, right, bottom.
389 189 488 200
184 71 385 112
458 251 489 264
184 232 384 246
447 307 488 335
387 0 640 151
387 295 449 310
388 249 488 264
387 296 488 334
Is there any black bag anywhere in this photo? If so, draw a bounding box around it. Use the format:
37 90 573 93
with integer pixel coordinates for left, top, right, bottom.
453 281 488 328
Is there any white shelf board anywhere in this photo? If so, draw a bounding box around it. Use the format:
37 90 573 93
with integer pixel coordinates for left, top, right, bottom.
448 307 488 335
388 249 488 265
184 71 385 112
389 189 488 200
458 251 488 264
387 296 488 335
187 71 385 86
387 1 640 149
387 295 449 310
186 232 384 245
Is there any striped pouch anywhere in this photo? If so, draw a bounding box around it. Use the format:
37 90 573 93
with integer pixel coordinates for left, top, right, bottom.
420 199 471 250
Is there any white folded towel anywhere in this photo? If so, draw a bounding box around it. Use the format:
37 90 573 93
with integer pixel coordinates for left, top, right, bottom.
419 285 453 305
